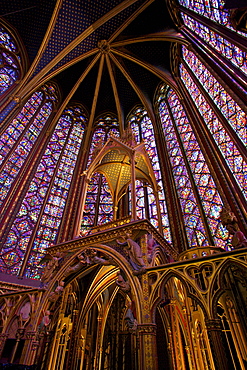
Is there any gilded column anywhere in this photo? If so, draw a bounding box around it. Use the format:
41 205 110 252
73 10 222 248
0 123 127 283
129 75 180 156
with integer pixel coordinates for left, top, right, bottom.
205 319 231 370
138 235 158 370
10 328 25 364
130 152 137 220
94 315 103 370
138 323 158 370
20 331 38 365
65 309 79 370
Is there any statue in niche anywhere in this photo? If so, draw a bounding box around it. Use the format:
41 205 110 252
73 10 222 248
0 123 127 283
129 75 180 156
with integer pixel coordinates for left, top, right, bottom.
19 302 31 327
48 280 65 303
125 301 137 331
116 233 146 275
40 252 65 288
147 234 157 263
220 207 247 249
116 271 130 292
39 310 51 333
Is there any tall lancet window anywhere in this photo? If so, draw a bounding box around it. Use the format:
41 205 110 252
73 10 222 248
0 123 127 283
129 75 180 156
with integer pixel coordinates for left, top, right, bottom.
180 48 247 200
157 84 227 248
0 85 58 210
81 114 119 235
177 0 247 36
127 107 171 242
180 13 247 77
0 105 86 278
0 25 21 96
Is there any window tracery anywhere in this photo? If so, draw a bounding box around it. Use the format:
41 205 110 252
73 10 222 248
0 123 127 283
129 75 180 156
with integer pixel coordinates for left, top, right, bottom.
180 62 247 200
182 46 247 147
0 85 58 209
81 114 119 235
0 105 86 278
178 0 247 37
127 107 171 242
181 13 247 76
217 303 243 368
158 85 227 247
0 25 21 96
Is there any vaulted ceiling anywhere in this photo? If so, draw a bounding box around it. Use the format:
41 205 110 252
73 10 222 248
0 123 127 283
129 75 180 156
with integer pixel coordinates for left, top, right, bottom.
0 0 184 124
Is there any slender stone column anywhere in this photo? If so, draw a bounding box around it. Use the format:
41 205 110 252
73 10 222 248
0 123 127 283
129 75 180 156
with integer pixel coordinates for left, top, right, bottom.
65 309 79 370
137 238 158 369
20 331 38 365
130 153 137 220
205 319 231 370
10 328 25 363
138 323 158 370
0 333 8 357
37 330 55 370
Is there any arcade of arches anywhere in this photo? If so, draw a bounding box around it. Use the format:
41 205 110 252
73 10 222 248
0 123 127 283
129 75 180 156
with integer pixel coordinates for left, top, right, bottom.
0 1 247 369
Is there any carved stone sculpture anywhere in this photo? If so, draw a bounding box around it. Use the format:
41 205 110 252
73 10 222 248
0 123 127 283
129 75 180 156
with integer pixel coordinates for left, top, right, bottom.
220 207 247 249
41 252 65 288
116 272 130 292
125 301 137 331
48 281 65 302
117 233 146 275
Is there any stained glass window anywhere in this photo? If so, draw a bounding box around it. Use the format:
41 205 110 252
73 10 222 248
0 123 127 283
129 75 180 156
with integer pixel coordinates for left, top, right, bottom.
180 62 247 200
0 26 17 52
182 47 247 147
127 107 171 242
0 85 58 209
158 84 227 248
0 26 21 95
181 13 247 77
81 114 119 234
177 0 246 37
0 105 86 278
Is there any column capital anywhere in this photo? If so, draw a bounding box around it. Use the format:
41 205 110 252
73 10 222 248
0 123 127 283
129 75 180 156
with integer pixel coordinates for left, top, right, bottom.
138 323 157 335
0 333 8 339
25 331 37 340
205 319 222 331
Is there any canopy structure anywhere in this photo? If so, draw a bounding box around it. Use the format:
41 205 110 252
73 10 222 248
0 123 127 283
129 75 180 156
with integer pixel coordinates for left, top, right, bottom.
81 128 163 233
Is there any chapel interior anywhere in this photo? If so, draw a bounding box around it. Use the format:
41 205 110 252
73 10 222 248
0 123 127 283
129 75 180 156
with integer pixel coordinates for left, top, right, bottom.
0 0 247 369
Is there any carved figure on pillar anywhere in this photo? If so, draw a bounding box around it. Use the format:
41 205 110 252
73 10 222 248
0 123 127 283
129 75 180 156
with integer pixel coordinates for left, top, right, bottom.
39 310 51 333
116 271 130 292
116 233 146 275
48 280 65 303
63 253 88 278
220 207 247 249
125 301 137 331
40 252 65 288
147 234 157 263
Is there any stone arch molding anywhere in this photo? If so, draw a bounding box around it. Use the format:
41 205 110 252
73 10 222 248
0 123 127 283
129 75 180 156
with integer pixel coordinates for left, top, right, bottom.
149 269 212 322
210 258 247 318
39 243 145 323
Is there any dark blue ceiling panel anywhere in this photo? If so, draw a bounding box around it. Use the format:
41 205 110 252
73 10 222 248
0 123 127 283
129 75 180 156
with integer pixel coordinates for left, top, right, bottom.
34 0 145 76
